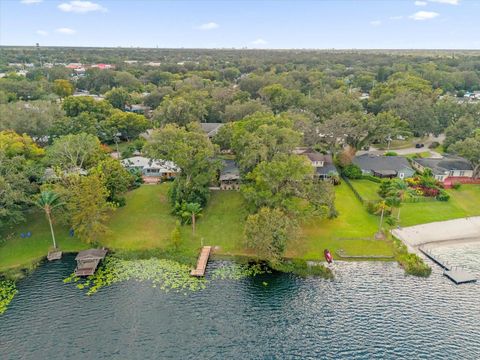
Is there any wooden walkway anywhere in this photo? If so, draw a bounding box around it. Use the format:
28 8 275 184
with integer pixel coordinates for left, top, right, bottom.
419 247 477 285
190 246 212 277
74 249 108 277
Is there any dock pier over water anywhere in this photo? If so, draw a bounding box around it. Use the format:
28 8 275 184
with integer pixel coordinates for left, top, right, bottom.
190 246 212 277
419 247 477 285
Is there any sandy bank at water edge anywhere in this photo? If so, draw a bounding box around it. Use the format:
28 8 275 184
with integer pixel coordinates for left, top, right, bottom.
391 216 480 253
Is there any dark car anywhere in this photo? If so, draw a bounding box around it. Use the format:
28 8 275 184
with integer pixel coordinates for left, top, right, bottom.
415 143 424 148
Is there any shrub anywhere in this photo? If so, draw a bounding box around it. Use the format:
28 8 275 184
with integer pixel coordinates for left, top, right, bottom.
393 239 431 277
271 259 333 279
384 151 398 156
362 174 381 183
429 141 440 149
128 168 144 188
342 164 362 179
436 190 450 201
452 182 461 190
365 201 377 214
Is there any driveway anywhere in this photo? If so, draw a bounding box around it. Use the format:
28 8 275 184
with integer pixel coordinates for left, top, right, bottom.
359 134 445 158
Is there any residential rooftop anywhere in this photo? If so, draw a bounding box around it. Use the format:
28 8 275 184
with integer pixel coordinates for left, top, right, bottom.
414 156 473 175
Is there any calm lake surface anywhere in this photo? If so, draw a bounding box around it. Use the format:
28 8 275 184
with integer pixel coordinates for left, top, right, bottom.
1 244 479 360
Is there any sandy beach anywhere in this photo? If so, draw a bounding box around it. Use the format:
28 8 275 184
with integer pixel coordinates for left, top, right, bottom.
392 217 480 252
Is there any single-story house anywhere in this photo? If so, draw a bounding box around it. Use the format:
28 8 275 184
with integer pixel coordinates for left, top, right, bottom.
121 156 179 183
219 159 240 190
411 156 474 183
353 154 415 179
200 123 224 138
297 149 339 180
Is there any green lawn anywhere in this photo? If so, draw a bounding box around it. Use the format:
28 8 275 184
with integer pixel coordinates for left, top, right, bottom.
103 184 249 256
291 183 392 259
0 212 88 273
349 179 380 201
102 184 177 250
2 182 478 274
182 190 249 255
399 185 480 226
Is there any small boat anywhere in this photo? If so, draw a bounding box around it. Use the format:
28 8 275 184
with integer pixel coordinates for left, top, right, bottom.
324 249 333 263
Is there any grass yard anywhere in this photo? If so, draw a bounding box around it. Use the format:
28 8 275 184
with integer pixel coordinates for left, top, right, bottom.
102 184 177 250
182 190 249 255
103 184 249 257
399 185 480 226
405 151 432 159
3 181 477 275
0 212 88 273
349 179 380 201
290 183 393 260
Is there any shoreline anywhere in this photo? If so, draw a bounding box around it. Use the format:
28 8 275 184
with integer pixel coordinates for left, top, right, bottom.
392 216 480 254
418 236 480 249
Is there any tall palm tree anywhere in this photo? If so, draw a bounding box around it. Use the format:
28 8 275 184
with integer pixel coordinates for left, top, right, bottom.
35 191 64 249
183 202 203 235
390 180 409 222
375 200 390 234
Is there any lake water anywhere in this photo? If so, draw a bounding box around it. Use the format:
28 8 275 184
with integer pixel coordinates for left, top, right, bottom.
1 244 479 360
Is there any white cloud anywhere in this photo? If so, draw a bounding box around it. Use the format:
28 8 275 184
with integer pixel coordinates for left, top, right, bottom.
409 11 439 20
252 38 267 45
56 27 76 35
428 0 459 4
370 20 382 26
36 30 48 36
58 1 107 13
197 22 219 30
21 0 43 4
389 16 404 20
414 1 428 6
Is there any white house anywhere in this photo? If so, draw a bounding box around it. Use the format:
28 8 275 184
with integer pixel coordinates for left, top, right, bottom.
411 156 474 183
121 156 179 183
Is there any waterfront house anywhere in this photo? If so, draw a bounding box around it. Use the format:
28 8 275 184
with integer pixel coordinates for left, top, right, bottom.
306 152 338 180
121 156 178 183
296 149 338 180
219 159 240 190
411 155 475 185
353 154 415 179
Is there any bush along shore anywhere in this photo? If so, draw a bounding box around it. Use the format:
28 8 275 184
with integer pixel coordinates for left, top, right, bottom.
271 259 334 279
0 279 18 315
393 238 432 277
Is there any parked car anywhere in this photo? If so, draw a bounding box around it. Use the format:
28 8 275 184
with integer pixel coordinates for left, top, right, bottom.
415 143 424 148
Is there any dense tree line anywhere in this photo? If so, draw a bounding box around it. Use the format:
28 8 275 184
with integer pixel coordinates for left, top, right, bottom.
1 47 480 260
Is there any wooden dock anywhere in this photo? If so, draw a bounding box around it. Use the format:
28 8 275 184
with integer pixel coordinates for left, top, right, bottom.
75 249 108 277
419 247 477 285
190 246 211 277
47 250 62 261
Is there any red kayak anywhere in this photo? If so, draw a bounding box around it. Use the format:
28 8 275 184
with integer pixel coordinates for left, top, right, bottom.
324 249 333 263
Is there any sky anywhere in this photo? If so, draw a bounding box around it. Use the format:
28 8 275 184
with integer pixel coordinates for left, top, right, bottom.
1 0 479 49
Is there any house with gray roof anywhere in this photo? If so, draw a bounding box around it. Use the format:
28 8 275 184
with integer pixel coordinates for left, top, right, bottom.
200 123 224 138
297 149 338 180
121 156 179 183
411 155 474 183
353 154 415 179
219 159 240 190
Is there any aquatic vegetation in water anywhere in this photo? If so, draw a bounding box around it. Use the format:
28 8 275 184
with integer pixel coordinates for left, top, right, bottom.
211 263 268 280
0 279 18 315
64 257 207 295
